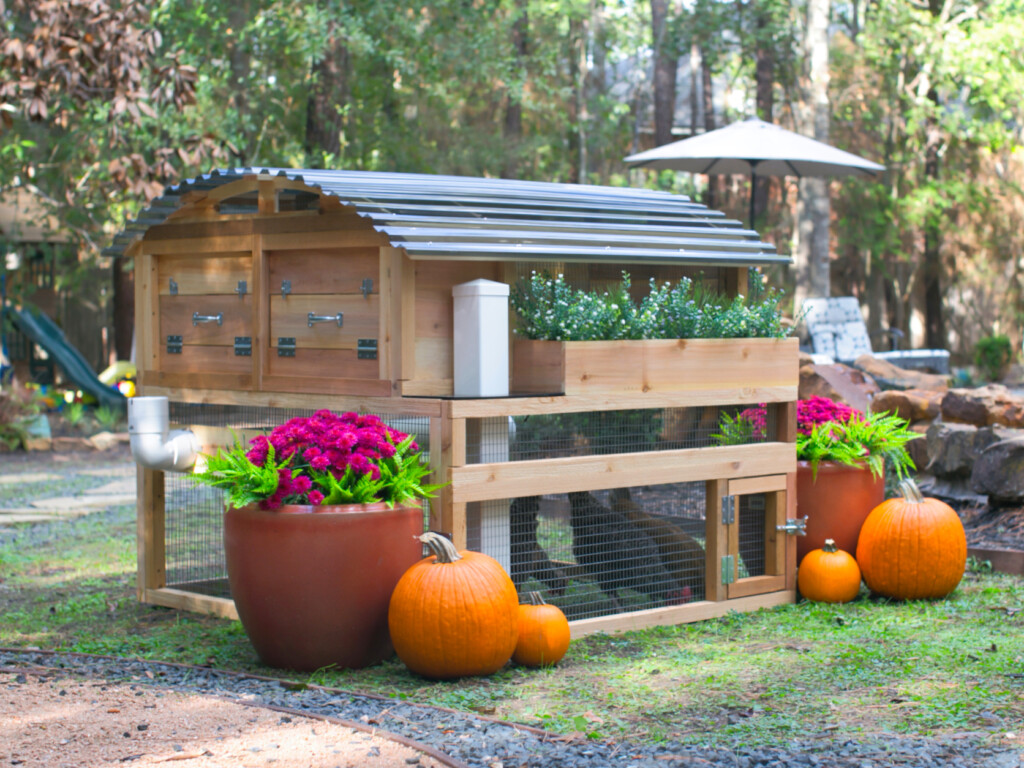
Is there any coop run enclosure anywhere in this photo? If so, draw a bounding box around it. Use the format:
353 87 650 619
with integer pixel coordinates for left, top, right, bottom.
113 168 800 635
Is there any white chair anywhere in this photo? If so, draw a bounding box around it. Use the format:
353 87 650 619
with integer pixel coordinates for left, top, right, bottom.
801 297 950 374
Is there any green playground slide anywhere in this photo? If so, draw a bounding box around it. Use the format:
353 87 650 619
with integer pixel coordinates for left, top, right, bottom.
8 306 126 411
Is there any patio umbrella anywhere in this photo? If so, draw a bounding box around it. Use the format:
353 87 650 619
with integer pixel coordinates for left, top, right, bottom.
624 117 885 227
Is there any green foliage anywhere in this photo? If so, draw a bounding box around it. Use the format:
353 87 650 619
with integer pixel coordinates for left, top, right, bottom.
93 405 123 431
796 411 920 480
0 392 37 450
974 334 1014 382
311 434 441 507
63 401 86 427
192 437 291 510
711 411 757 446
510 272 791 341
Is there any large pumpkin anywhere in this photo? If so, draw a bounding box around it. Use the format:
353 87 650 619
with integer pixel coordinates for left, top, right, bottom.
856 478 967 600
797 539 861 603
513 591 571 668
388 532 519 679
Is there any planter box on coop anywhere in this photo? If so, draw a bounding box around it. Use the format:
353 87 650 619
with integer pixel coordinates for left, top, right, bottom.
112 168 802 639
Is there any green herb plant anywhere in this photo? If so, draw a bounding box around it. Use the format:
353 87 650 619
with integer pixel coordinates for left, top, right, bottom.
974 334 1013 382
63 400 86 428
93 405 123 430
510 271 791 341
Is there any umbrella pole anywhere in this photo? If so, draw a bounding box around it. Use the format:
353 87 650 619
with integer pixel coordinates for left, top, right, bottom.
748 170 756 230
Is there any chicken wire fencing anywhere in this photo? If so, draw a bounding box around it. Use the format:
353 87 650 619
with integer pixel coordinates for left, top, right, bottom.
162 402 431 597
466 403 781 464
467 484 772 621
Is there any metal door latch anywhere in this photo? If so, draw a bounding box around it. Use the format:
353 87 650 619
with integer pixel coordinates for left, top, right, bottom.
281 280 291 298
168 277 178 295
361 278 373 298
236 280 247 298
722 495 736 525
776 517 808 536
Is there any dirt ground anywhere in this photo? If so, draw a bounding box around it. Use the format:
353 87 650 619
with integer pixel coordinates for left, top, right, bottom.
0 668 447 768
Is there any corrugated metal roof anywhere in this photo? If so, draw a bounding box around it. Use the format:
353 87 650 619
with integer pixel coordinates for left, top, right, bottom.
105 167 787 265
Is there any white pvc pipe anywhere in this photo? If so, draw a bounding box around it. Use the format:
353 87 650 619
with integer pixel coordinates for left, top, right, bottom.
128 396 198 473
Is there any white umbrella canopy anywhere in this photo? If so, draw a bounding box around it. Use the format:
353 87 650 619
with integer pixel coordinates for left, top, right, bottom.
624 117 885 225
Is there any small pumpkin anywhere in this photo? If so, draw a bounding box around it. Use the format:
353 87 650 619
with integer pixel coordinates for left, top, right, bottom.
388 532 519 679
856 478 967 600
513 591 571 668
797 539 861 603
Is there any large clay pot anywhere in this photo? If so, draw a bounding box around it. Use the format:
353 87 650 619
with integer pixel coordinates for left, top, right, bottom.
224 502 423 672
796 462 885 565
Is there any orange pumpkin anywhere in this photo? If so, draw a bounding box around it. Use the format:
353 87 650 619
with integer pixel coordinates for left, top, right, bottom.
856 478 967 600
797 539 862 603
388 532 519 679
513 591 571 667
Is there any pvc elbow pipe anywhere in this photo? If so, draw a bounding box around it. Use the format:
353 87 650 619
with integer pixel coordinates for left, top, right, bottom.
128 396 198 473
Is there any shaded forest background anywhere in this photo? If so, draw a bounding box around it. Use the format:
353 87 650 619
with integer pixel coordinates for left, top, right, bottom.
1 0 1022 365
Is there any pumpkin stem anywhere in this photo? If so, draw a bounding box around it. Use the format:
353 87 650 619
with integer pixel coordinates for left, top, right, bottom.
823 539 838 553
526 591 547 606
898 477 925 504
418 532 462 564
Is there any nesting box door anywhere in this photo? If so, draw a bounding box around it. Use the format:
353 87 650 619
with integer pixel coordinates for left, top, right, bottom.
708 475 792 600
156 254 254 389
263 248 389 396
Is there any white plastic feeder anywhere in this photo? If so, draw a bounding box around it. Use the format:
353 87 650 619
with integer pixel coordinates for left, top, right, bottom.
128 396 198 473
452 279 510 398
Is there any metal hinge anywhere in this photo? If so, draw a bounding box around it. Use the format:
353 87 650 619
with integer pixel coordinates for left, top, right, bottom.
776 517 808 536
234 337 252 356
722 495 736 525
281 280 291 298
236 280 247 298
361 277 373 298
168 277 178 295
278 337 296 357
721 555 736 585
357 338 378 359
166 335 182 354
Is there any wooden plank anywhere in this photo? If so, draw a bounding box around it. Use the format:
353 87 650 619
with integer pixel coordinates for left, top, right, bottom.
413 337 452 385
143 588 239 620
450 442 795 503
704 478 729 603
189 425 268 454
253 234 268 392
729 474 789 496
158 344 253 374
398 251 417 382
449 386 798 417
144 369 253 391
253 212 372 236
378 248 394 383
722 267 746 297
159 294 252 345
967 548 1024 576
141 385 444 416
140 234 256 255
511 338 799 397
157 255 252 296
135 253 159 376
263 229 389 251
259 374 393 397
136 468 165 599
268 249 380 295
777 400 798 443
764 489 786 577
142 218 254 242
511 338 565 394
258 178 278 215
567 590 795 638
785 472 797 591
401 379 454 397
726 574 787 599
431 403 467 547
265 347 380 379
269 294 379 349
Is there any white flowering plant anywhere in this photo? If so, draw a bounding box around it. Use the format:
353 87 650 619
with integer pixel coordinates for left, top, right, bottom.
510 271 791 341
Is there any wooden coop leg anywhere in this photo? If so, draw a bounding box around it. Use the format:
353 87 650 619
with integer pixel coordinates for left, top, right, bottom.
704 478 730 602
430 402 467 548
136 467 166 602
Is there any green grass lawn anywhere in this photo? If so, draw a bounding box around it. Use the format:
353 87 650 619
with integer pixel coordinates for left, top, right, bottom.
1 502 1022 749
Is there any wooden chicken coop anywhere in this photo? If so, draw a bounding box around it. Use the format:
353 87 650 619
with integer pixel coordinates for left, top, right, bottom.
112 168 800 637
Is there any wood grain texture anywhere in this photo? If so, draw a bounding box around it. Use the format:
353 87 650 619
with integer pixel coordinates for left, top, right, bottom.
450 442 795 502
141 385 444 416
267 248 380 295
159 294 252 345
705 478 729 603
136 468 165 599
144 369 253 391
726 574 787 599
157 344 253 374
258 374 393 397
567 590 795 638
142 589 240 620
157 254 252 295
264 347 379 379
269 294 378 349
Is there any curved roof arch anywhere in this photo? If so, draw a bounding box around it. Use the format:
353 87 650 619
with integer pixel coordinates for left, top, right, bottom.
105 167 787 267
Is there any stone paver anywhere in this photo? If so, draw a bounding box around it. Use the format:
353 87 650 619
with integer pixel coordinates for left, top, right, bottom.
0 456 136 527
28 494 136 512
78 466 135 478
0 473 63 485
81 479 136 496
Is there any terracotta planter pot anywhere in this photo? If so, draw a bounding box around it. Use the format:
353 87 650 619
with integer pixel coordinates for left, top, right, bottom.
796 461 885 565
224 501 423 672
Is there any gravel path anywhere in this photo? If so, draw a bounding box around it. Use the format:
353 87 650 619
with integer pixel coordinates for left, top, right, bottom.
1 650 1020 768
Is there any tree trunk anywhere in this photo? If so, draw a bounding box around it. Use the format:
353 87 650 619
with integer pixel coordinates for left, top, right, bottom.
752 3 774 226
503 0 528 179
923 102 945 349
112 258 134 363
702 53 720 210
567 14 584 182
227 0 253 163
650 0 677 148
794 0 831 306
587 0 607 177
304 17 349 160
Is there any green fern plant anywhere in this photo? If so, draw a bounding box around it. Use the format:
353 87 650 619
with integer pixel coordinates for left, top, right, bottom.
192 437 295 510
796 411 919 481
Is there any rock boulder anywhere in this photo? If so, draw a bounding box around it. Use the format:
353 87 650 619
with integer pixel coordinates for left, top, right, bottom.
799 363 880 414
924 422 1013 478
871 389 943 424
971 436 1024 504
941 384 1024 428
852 355 950 392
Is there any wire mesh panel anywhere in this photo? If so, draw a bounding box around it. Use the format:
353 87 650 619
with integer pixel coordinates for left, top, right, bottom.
738 494 767 579
469 482 707 621
466 404 780 463
163 402 432 597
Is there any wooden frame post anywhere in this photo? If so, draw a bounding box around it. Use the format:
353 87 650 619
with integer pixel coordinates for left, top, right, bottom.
136 467 166 600
430 401 467 547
